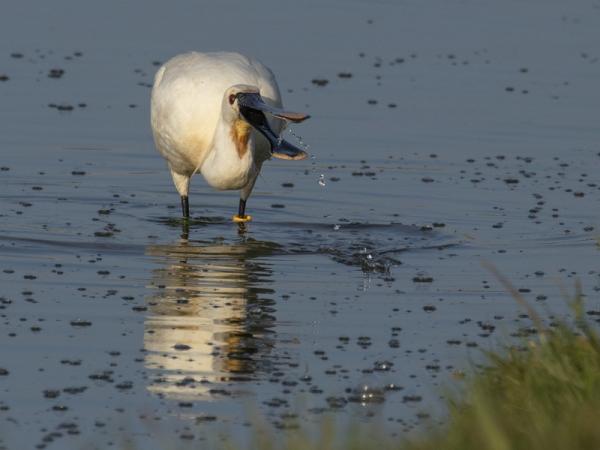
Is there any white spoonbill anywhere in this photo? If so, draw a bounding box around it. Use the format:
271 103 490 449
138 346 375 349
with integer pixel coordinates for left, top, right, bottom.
150 51 310 222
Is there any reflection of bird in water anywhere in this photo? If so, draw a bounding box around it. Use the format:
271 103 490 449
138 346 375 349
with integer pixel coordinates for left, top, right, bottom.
150 51 310 222
144 238 278 400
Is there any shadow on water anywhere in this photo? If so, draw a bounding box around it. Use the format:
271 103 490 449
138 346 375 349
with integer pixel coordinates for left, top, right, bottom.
144 236 280 401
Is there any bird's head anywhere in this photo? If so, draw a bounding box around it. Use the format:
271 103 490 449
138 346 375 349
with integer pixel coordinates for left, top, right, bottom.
223 85 310 160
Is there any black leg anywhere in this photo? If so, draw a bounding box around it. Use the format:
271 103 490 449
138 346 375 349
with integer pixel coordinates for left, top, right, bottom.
180 195 190 218
238 198 246 218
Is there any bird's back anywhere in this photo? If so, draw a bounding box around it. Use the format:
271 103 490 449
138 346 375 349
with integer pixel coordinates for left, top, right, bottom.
151 52 282 175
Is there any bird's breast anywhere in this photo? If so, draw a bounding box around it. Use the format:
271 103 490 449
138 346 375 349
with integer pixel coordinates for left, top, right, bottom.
200 146 257 191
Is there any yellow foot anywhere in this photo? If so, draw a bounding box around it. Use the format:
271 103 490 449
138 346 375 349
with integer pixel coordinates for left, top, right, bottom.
232 214 252 223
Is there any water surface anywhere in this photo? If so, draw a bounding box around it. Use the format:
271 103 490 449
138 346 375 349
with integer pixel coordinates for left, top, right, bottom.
1 0 600 448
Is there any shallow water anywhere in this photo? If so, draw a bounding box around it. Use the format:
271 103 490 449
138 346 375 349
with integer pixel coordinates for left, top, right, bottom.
1 0 600 448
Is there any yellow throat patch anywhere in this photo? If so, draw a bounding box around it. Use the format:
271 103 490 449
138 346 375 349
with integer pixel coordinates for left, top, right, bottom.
230 119 252 158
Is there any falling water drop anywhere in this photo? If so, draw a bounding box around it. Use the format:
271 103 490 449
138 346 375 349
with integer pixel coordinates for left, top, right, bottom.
287 127 310 151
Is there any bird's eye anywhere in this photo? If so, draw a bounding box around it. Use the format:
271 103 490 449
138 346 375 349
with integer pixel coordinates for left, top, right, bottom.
229 94 236 105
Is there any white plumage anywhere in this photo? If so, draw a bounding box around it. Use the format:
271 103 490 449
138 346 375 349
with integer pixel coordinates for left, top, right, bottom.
150 51 309 222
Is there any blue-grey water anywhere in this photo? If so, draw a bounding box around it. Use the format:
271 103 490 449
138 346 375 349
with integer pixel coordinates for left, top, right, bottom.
1 0 600 448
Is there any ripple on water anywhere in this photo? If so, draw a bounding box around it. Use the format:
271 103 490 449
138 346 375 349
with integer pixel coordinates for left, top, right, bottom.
149 218 461 275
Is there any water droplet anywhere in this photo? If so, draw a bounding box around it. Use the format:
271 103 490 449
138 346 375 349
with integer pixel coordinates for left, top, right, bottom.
287 128 310 150
348 383 386 404
374 360 393 371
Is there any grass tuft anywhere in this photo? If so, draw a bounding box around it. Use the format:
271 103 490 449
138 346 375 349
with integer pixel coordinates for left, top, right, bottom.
402 275 600 450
